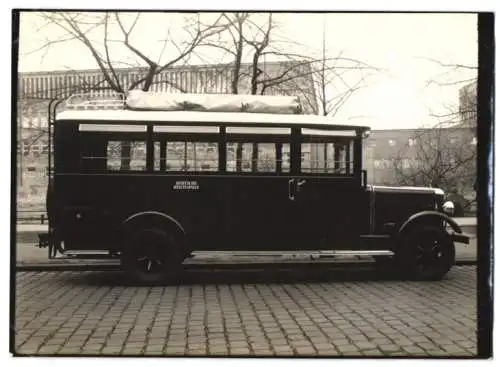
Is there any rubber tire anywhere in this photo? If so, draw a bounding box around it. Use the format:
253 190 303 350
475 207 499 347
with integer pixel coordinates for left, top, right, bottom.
121 227 183 285
396 226 455 281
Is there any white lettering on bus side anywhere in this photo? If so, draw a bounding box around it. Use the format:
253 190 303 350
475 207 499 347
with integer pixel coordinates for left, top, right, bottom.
173 181 200 191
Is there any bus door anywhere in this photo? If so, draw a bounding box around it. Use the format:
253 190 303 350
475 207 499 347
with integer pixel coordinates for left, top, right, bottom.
290 131 363 249
224 129 297 251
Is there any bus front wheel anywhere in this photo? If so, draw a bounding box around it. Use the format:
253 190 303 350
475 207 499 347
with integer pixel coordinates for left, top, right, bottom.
396 225 455 281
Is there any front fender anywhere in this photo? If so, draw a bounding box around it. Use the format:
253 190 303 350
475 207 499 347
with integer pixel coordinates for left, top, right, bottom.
398 211 469 244
399 211 461 233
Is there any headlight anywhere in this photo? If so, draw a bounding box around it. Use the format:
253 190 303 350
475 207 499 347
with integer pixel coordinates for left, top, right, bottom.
443 201 455 216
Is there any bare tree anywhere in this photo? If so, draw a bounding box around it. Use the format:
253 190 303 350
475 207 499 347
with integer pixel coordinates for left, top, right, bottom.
391 58 477 214
22 12 380 173
198 12 311 169
198 13 318 95
197 13 381 170
25 12 229 170
392 125 476 214
283 19 381 173
298 19 381 118
34 12 229 93
420 57 478 127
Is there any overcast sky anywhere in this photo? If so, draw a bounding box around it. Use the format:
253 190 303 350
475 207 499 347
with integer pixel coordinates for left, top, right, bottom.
17 12 478 129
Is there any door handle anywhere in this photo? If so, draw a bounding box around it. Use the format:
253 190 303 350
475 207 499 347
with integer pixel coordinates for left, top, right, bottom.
288 178 295 201
297 179 306 191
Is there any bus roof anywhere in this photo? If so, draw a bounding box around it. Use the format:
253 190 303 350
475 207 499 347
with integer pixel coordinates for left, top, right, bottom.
55 109 371 132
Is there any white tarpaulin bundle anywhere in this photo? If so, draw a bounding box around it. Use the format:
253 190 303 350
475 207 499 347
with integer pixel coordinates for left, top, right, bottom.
125 91 303 114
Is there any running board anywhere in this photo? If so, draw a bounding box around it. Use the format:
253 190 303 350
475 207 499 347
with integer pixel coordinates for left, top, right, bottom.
317 250 394 257
52 250 394 260
54 250 118 259
192 250 394 257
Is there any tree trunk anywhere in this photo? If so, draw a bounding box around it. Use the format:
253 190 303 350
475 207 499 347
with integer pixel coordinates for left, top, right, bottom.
236 144 243 171
251 143 258 172
120 142 131 171
323 143 328 173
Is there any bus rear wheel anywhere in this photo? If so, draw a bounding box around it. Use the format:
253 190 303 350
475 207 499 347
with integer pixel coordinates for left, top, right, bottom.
121 227 183 284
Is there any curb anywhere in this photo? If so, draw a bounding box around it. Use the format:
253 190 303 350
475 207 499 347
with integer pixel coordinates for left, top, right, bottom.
454 260 477 266
16 259 477 272
16 263 120 271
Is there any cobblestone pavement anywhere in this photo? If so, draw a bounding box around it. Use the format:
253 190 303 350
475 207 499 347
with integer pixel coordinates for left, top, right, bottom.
14 266 477 357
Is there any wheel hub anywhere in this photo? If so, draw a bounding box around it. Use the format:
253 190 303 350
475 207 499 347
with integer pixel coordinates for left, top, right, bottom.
133 238 165 274
413 233 448 268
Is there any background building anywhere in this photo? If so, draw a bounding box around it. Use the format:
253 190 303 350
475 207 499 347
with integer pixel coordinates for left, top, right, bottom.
362 128 476 185
16 61 318 210
459 81 477 127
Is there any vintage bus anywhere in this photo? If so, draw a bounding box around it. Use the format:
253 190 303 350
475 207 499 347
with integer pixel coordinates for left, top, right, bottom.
38 92 469 283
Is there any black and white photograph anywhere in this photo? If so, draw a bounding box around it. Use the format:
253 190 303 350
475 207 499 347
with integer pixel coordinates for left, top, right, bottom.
10 6 493 360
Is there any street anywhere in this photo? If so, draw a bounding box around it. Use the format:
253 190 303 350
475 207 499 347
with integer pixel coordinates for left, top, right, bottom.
14 265 477 357
14 221 479 357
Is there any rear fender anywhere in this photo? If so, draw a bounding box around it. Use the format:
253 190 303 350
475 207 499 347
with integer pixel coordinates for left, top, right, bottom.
120 211 186 248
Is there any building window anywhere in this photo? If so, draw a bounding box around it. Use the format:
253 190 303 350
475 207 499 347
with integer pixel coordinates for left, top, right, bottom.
22 141 30 156
408 138 417 147
31 143 41 157
402 158 410 169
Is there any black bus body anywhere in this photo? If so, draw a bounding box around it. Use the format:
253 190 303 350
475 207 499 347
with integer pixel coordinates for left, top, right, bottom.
38 100 469 282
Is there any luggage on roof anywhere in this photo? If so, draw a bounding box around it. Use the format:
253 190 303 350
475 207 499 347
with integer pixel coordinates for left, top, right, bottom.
125 91 303 114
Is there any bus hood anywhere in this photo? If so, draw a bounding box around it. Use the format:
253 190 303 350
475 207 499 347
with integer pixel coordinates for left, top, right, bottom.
370 185 445 196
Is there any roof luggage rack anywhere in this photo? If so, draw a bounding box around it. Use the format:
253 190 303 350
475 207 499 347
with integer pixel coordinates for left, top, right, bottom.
64 92 126 110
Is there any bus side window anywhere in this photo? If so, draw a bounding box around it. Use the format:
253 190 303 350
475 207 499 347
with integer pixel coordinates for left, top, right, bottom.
154 140 219 172
106 141 147 171
256 143 276 172
80 136 147 172
226 142 277 173
300 139 354 175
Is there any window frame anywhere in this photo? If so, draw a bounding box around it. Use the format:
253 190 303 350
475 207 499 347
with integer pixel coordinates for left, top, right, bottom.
78 130 150 173
224 132 292 176
60 121 364 179
152 130 220 174
298 134 357 177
